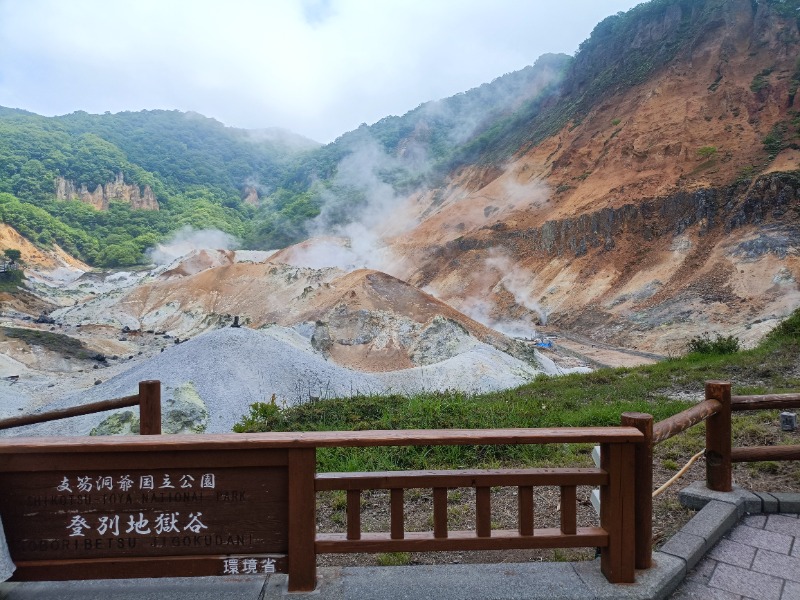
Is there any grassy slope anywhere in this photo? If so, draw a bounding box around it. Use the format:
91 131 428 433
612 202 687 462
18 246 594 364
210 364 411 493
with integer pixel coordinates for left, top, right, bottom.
235 310 800 478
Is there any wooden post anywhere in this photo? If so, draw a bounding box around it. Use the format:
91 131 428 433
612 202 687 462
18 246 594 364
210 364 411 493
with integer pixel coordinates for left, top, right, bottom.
621 412 653 569
600 442 636 583
138 380 161 435
705 381 732 492
288 448 317 592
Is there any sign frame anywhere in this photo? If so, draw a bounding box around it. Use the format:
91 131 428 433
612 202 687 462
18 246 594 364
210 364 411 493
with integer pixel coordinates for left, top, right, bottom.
0 445 291 580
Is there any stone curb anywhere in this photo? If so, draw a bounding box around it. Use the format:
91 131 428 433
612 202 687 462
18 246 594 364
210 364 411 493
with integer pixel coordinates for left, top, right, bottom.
660 499 738 573
677 481 800 517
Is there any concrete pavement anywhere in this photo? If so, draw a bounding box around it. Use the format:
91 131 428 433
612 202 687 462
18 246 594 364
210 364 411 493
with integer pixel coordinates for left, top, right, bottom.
670 513 800 599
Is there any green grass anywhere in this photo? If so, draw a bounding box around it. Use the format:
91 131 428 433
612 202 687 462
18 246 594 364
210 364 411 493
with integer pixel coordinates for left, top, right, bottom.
234 310 800 473
376 552 411 566
1 326 95 359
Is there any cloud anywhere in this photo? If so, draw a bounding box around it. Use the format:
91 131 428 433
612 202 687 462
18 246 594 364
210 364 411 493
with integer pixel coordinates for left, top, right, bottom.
0 0 643 142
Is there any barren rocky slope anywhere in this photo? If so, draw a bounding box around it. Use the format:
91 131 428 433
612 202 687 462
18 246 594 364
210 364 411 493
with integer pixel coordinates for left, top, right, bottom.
381 0 800 354
0 246 586 435
3 326 553 437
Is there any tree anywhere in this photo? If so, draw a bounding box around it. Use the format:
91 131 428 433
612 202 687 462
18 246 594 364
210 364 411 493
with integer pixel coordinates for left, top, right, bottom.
3 249 21 263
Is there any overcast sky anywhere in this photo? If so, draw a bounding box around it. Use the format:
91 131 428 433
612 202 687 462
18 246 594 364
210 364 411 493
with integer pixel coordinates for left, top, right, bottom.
0 0 643 143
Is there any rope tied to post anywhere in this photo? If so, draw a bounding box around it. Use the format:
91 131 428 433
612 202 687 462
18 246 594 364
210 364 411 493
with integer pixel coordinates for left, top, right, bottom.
652 449 705 498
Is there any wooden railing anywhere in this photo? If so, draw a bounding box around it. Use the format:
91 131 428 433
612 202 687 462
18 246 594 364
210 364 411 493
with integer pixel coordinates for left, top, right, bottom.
625 380 800 572
0 380 161 434
730 392 800 463
2 378 795 592
308 427 642 588
0 414 643 591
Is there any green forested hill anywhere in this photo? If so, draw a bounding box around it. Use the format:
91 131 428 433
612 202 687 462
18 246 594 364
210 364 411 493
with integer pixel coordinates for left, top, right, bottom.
0 106 317 199
3 0 795 268
0 53 569 264
0 108 319 265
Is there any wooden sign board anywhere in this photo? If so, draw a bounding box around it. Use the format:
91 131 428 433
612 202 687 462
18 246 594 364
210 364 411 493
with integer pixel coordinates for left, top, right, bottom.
0 447 290 580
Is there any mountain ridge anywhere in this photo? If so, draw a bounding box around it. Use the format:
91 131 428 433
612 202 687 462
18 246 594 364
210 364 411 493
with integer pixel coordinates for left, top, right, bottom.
2 0 800 356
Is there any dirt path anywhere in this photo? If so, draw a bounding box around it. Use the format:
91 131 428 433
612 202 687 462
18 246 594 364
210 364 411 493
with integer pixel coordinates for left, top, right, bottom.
539 328 664 369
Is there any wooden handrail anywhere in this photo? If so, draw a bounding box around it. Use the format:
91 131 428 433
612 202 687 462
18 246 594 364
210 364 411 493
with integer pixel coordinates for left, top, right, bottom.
315 468 607 490
731 445 800 462
648 382 800 496
315 528 609 553
0 426 643 453
652 399 721 443
0 394 139 430
0 380 161 435
731 393 800 411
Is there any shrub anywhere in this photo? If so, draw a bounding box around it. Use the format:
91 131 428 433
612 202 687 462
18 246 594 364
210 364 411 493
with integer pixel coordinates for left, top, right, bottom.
750 74 769 93
686 333 740 356
0 268 25 292
3 248 21 263
232 396 282 432
763 123 788 158
697 146 718 160
766 308 800 340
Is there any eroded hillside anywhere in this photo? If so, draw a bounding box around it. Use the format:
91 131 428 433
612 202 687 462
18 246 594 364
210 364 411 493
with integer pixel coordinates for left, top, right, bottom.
2 0 799 370
384 0 800 354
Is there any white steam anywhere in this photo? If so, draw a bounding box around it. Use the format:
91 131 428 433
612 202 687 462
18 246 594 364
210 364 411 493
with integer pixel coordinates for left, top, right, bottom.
147 226 239 266
428 248 548 339
485 252 549 326
284 137 417 275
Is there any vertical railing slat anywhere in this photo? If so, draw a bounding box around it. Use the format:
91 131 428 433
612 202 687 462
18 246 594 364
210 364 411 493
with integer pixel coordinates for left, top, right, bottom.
346 489 361 540
560 485 576 535
476 486 491 538
433 487 448 538
518 485 534 536
390 488 404 539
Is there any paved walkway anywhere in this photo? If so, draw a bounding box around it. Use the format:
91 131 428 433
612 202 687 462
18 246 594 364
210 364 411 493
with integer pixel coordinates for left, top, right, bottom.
670 513 800 600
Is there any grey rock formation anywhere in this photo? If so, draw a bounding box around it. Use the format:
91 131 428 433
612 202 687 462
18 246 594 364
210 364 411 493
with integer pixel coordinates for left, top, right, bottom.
55 173 159 211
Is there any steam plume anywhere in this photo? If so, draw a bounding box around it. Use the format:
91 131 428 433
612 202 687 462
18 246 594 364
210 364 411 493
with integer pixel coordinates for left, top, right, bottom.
284 136 417 275
147 226 239 266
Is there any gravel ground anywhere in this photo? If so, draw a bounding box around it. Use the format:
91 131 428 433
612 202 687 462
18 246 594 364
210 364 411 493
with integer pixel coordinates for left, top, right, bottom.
1 326 552 437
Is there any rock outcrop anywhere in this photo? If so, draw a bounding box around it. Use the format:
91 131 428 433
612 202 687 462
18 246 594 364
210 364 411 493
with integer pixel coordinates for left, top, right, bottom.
430 173 800 261
55 173 159 211
242 186 259 206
